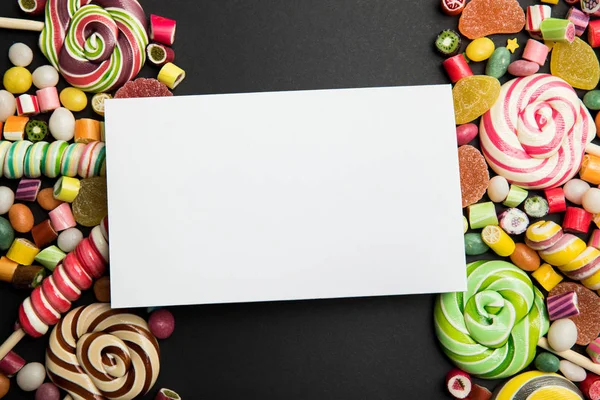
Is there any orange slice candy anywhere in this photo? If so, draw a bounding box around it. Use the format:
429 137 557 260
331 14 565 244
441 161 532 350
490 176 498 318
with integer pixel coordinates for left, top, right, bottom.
453 75 501 125
458 0 525 39
551 37 600 90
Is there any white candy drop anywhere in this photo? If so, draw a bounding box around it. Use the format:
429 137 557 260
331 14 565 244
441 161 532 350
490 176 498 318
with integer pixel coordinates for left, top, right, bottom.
583 188 600 214
547 319 578 352
487 176 510 203
559 360 586 382
0 90 16 122
8 42 33 67
57 228 83 253
0 187 15 215
49 107 75 141
16 362 46 392
564 179 590 205
32 65 60 89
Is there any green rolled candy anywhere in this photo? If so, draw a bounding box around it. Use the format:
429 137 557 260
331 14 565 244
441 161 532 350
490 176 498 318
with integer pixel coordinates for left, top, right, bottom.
34 245 66 271
540 18 576 42
485 47 511 79
464 233 490 255
503 185 528 208
434 260 549 379
468 202 498 230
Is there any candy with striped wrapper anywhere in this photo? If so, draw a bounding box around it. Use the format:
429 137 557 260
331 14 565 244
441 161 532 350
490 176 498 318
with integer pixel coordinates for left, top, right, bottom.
547 291 579 321
15 94 39 116
15 178 41 202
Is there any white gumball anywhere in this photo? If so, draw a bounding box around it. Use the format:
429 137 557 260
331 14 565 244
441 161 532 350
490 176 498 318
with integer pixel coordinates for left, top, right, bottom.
57 228 83 253
49 107 75 141
0 90 16 122
487 176 510 203
8 42 33 67
0 187 14 215
16 362 46 392
583 188 600 214
547 319 578 352
32 65 60 89
564 179 590 205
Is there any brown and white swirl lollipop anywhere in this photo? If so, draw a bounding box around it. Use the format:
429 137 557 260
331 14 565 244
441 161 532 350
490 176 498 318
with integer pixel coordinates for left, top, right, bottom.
46 303 160 400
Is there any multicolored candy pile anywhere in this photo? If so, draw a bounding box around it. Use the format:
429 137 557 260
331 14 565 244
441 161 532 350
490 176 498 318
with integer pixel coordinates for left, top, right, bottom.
0 0 182 399
435 0 600 398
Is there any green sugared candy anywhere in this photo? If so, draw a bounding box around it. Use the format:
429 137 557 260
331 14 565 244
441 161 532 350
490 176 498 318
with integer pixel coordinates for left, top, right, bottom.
0 217 14 251
584 90 600 111
535 352 560 373
485 47 511 79
464 233 489 255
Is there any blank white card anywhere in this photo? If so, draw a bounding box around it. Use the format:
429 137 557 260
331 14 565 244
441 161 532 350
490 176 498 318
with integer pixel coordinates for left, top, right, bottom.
104 85 466 308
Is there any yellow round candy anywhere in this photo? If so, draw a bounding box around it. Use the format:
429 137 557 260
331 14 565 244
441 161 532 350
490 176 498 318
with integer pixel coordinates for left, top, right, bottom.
60 87 88 112
3 67 32 94
465 37 495 62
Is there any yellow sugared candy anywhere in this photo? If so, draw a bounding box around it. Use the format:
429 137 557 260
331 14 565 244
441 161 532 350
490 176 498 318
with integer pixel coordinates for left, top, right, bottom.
60 87 88 112
453 75 501 125
466 37 495 62
3 67 32 94
551 37 600 90
481 225 515 257
532 263 563 291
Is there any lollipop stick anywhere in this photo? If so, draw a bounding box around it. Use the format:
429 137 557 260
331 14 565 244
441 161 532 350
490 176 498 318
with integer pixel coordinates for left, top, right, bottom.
0 329 25 362
0 17 44 31
538 337 600 375
587 143 600 158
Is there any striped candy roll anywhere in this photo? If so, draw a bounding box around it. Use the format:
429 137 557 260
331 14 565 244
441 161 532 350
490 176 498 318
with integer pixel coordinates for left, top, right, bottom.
587 337 600 363
526 5 552 40
15 178 41 202
480 74 595 189
24 141 49 178
78 141 106 178
539 234 587 267
43 140 68 179
490 371 583 399
547 291 579 320
16 95 40 116
434 260 549 379
4 140 32 179
39 0 149 93
525 221 564 251
60 143 86 178
567 7 590 37
46 303 160 400
36 87 60 113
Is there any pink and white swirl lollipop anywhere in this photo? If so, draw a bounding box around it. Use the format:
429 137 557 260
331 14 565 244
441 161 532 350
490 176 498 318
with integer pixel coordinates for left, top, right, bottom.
480 74 595 189
0 0 148 93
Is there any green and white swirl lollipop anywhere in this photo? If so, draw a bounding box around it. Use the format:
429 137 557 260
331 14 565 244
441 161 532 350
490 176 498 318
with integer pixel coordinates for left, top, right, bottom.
434 260 549 379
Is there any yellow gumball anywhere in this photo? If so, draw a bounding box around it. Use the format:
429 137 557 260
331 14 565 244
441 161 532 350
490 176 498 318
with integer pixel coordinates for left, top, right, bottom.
60 87 88 112
3 67 32 94
466 37 496 62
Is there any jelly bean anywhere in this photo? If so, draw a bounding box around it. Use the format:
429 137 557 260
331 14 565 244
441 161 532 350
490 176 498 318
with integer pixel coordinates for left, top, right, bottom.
485 47 511 78
149 309 175 339
564 179 590 205
559 360 586 382
16 362 45 392
0 373 8 399
584 90 600 110
465 37 495 62
36 188 64 211
93 276 111 302
487 175 509 203
49 107 75 141
0 217 15 252
583 188 600 214
3 67 32 95
8 204 34 233
510 243 540 272
534 352 560 373
507 60 540 76
456 123 478 145
35 383 60 400
59 88 87 112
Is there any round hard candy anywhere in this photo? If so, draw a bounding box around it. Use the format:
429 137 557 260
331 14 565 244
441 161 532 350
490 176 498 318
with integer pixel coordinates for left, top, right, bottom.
547 318 578 352
3 67 32 94
487 175 510 203
564 179 590 205
0 217 15 251
0 187 14 215
93 276 111 302
466 37 495 62
507 60 540 77
35 383 60 400
16 362 45 392
8 43 33 67
149 309 175 339
456 123 478 146
584 90 600 111
37 188 63 211
534 352 560 373
59 87 87 112
32 66 59 89
49 107 75 141
8 204 34 233
559 360 587 382
583 188 600 214
485 47 511 79
550 282 600 345
0 90 16 123
57 227 83 253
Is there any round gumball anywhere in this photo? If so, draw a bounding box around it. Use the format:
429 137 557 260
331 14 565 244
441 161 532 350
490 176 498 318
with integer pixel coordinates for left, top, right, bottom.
583 188 600 214
149 309 175 339
35 383 60 400
16 362 45 392
57 227 83 253
49 107 75 141
564 179 590 205
547 319 578 352
0 187 14 215
3 67 32 94
487 175 510 203
0 90 16 122
8 43 33 67
59 87 87 112
32 65 60 89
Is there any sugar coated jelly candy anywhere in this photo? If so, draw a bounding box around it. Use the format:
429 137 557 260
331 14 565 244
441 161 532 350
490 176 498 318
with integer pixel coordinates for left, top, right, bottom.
485 47 511 78
465 37 495 62
458 0 525 39
551 37 600 90
453 75 501 125
72 177 107 227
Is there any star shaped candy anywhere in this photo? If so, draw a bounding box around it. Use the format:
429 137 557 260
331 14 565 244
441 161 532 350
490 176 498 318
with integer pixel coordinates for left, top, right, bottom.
506 38 519 53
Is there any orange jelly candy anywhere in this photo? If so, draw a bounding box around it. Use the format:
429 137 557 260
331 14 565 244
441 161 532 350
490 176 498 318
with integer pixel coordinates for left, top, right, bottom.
458 0 525 39
453 75 501 125
551 37 600 90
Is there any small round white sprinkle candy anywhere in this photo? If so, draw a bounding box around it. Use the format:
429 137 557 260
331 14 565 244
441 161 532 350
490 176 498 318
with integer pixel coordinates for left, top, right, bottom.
8 43 33 67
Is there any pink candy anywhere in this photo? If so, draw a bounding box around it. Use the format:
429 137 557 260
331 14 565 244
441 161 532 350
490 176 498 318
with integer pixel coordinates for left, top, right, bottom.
36 87 60 113
16 94 39 116
456 123 478 146
49 203 76 231
522 39 549 66
526 5 551 39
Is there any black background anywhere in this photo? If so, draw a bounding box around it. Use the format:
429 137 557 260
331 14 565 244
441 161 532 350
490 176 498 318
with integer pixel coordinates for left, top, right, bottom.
0 0 574 398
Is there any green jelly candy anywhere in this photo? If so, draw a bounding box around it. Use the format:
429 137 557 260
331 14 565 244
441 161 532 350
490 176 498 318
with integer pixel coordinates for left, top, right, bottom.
0 216 14 251
464 232 489 256
535 352 560 373
485 47 511 79
584 90 600 110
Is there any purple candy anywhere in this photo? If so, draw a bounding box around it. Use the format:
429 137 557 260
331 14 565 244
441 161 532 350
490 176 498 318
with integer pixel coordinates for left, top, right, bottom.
35 382 60 400
15 179 41 202
149 309 175 339
547 291 579 321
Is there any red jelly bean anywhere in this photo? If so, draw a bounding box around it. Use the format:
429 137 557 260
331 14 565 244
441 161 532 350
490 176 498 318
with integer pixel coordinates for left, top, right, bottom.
149 309 175 340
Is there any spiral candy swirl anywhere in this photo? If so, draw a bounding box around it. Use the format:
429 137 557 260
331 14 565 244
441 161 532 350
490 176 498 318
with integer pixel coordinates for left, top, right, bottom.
480 74 595 189
39 0 148 93
46 303 160 400
434 260 549 379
